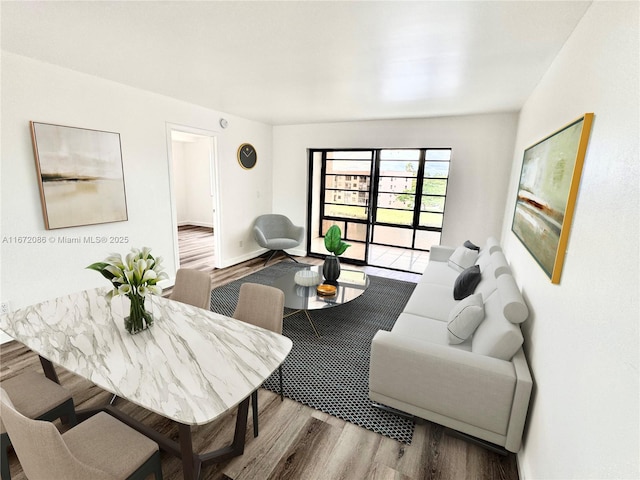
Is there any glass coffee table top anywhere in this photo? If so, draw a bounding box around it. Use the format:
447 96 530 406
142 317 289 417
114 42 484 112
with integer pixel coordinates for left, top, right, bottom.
272 265 370 337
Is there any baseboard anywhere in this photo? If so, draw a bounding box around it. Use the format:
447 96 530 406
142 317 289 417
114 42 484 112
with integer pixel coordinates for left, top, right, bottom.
218 251 265 269
218 248 307 270
288 247 308 258
516 452 526 480
177 221 214 229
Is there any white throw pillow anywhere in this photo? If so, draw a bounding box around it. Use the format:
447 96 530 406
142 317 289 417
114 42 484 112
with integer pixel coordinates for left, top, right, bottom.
448 293 485 344
448 246 479 272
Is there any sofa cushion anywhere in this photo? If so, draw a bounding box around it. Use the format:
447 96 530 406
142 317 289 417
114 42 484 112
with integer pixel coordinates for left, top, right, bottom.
475 237 502 271
393 312 472 351
448 246 479 272
472 293 524 360
475 263 498 299
419 261 460 286
453 265 481 300
475 250 491 272
403 283 460 322
447 293 485 344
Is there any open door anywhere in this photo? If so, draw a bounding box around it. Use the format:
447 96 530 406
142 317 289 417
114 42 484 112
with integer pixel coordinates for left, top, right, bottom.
166 124 221 273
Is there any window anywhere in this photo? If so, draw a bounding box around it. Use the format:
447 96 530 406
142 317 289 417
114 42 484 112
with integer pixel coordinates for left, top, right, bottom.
309 148 451 265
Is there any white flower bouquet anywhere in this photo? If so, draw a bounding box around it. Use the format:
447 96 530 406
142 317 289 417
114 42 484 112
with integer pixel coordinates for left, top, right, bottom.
87 247 168 333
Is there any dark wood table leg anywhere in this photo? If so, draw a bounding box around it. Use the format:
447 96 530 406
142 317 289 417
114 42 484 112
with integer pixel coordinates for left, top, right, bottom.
230 396 250 455
199 396 251 465
39 356 60 384
39 355 74 424
178 423 200 480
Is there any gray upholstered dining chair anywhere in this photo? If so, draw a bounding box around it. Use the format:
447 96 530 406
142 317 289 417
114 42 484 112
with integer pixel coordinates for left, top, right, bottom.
0 387 163 480
169 268 212 310
232 283 285 437
1 370 77 480
253 214 304 265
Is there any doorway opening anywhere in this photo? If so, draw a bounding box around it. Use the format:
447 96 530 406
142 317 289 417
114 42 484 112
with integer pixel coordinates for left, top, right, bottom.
167 125 220 272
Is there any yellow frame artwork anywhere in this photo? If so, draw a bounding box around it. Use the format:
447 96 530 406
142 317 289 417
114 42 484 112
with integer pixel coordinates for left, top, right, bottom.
511 113 594 284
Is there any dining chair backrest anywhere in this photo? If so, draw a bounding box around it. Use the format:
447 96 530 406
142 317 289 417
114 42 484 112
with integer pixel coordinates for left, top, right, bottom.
232 283 284 334
1 370 78 480
170 268 211 310
0 388 114 480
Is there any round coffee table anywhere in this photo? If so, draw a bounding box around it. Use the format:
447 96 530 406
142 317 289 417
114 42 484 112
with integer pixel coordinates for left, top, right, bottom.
272 265 370 337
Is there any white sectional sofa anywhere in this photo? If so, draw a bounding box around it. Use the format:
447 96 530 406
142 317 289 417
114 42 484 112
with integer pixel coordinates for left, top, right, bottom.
369 237 532 453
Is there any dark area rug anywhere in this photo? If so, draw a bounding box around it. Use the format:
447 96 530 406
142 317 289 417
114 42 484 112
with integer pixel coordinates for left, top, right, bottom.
209 261 417 444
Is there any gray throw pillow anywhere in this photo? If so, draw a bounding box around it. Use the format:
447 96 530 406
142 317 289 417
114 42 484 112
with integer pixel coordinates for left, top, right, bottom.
453 265 482 300
448 293 485 344
464 240 480 251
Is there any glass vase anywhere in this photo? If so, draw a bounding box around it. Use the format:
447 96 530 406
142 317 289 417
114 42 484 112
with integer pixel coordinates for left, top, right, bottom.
124 292 154 334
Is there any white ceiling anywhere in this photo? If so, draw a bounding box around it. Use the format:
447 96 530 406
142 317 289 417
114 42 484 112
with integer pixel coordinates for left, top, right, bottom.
1 1 592 126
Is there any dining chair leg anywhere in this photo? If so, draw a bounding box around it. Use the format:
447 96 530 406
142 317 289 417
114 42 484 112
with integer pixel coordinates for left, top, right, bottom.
279 365 284 402
127 450 164 480
251 390 259 437
38 397 78 427
1 432 11 480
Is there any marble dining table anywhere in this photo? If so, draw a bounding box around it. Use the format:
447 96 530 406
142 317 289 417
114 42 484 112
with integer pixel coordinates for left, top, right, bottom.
0 286 293 480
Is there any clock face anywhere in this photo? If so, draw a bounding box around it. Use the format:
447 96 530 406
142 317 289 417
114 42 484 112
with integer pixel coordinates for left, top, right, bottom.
237 143 257 169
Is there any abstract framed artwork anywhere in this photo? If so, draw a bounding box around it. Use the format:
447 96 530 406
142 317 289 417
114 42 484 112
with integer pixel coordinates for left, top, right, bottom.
511 113 594 284
30 122 128 229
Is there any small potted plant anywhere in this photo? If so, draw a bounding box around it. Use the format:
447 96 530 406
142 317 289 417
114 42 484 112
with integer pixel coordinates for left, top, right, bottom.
323 225 350 282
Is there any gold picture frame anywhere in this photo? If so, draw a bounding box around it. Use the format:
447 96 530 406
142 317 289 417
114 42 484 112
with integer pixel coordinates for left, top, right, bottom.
511 113 594 284
31 121 128 230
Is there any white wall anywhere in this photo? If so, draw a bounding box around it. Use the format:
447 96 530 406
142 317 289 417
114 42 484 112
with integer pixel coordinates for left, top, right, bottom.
500 2 639 479
172 141 189 222
173 137 214 228
273 112 519 256
0 52 273 311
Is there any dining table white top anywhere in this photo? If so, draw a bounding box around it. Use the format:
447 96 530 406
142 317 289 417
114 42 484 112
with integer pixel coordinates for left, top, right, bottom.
0 287 292 426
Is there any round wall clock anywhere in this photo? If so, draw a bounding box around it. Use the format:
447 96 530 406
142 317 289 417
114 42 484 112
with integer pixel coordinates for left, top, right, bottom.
237 143 257 170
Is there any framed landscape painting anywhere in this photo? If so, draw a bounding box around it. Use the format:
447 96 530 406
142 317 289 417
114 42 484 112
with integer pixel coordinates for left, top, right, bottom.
511 113 594 284
31 122 128 229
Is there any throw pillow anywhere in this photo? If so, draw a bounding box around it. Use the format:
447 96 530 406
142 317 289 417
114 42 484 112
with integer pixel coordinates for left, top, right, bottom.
448 246 479 272
448 293 485 344
453 265 482 300
464 240 480 251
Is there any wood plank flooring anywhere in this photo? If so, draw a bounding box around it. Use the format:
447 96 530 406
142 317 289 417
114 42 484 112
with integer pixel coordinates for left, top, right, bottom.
177 225 217 271
0 226 519 480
